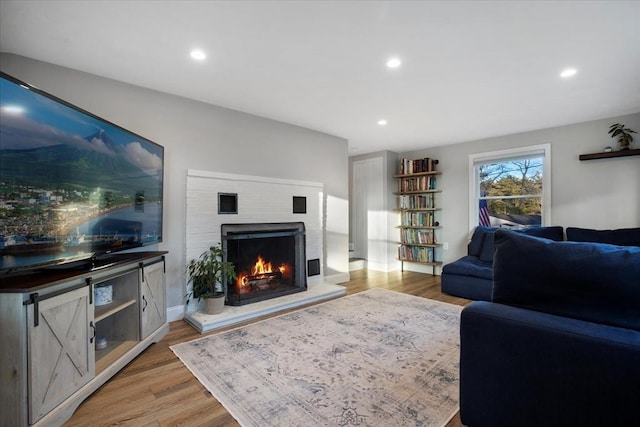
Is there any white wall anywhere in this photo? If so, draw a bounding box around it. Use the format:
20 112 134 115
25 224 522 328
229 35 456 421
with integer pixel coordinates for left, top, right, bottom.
349 150 401 272
350 157 382 260
399 113 640 269
1 53 350 312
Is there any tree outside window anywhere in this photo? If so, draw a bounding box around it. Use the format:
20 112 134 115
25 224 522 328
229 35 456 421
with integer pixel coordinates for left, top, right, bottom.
477 156 544 228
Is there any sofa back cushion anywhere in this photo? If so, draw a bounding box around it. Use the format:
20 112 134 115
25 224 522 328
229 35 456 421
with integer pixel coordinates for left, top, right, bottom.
471 226 564 263
566 227 640 246
467 226 488 257
519 226 564 241
492 229 640 331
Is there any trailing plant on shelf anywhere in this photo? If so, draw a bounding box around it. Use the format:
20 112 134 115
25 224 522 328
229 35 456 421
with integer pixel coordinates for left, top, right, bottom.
186 243 236 314
608 123 637 150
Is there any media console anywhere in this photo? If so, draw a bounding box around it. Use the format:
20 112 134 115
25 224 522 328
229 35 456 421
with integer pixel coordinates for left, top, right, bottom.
0 251 169 427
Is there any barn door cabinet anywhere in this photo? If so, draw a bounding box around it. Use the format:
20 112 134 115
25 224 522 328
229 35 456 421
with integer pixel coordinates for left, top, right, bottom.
0 252 169 427
139 258 167 340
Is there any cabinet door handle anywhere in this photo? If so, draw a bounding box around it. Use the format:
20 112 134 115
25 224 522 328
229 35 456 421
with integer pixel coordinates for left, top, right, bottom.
90 321 95 343
23 293 40 327
142 295 148 312
139 262 146 283
86 277 93 305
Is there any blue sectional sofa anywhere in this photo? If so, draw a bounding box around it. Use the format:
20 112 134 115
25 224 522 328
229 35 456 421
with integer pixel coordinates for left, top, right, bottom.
441 225 640 301
441 225 564 301
459 230 640 427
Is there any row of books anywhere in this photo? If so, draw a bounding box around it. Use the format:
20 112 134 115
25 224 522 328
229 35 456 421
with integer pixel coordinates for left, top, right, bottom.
400 157 439 175
401 211 438 227
398 176 437 192
398 245 436 263
399 194 435 209
400 229 437 245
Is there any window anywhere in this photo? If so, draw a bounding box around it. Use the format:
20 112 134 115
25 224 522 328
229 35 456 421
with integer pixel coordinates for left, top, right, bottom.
469 144 551 230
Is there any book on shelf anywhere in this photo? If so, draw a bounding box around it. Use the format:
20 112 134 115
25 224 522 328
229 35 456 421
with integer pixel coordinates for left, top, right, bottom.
399 194 435 209
398 245 435 262
399 175 438 192
401 211 436 227
400 228 436 245
400 157 439 175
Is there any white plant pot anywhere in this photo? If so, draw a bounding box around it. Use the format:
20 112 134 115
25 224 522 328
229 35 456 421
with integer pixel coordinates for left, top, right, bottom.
204 295 225 315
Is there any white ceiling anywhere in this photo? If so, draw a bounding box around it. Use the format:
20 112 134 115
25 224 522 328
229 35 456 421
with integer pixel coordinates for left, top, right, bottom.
1 1 639 155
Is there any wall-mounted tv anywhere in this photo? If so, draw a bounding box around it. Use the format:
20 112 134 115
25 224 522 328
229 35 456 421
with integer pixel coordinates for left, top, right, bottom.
0 71 164 275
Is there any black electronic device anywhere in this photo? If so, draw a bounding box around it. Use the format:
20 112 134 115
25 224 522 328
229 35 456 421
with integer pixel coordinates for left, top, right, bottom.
0 71 164 275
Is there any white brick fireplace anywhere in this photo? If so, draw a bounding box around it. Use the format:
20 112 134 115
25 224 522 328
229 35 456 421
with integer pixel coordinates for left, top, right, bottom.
184 169 345 332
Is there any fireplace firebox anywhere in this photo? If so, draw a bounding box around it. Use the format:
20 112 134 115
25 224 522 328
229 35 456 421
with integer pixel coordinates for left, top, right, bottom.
221 222 307 306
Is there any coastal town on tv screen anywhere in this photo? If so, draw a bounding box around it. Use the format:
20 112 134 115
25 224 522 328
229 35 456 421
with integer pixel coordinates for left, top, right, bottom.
0 76 163 270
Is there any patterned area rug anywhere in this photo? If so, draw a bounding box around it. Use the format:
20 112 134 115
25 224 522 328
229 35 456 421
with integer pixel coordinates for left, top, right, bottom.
171 288 462 426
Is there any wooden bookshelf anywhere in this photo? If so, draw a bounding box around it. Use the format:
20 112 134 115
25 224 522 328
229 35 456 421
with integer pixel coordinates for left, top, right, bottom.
396 158 442 275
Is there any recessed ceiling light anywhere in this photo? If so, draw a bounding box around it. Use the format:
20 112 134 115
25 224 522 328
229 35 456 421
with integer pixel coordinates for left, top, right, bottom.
386 57 402 69
378 120 388 126
190 49 207 61
560 68 577 78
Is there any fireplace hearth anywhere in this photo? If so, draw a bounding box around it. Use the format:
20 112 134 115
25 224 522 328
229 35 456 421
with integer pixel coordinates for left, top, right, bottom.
221 222 307 306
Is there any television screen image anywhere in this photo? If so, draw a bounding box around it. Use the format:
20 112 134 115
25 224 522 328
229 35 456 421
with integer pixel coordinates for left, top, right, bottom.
0 72 164 274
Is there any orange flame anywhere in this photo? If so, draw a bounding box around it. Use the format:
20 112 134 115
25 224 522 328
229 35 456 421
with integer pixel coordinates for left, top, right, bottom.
251 255 272 275
236 255 290 291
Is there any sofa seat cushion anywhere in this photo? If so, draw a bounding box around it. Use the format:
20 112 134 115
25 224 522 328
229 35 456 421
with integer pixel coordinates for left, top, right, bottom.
460 301 640 427
566 227 640 246
442 256 493 280
441 274 493 301
492 229 640 332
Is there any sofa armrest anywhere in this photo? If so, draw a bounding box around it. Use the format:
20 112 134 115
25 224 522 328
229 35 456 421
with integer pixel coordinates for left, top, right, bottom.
460 301 640 427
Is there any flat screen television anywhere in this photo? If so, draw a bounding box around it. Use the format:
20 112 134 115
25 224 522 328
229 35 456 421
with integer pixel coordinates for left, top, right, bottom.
0 71 164 275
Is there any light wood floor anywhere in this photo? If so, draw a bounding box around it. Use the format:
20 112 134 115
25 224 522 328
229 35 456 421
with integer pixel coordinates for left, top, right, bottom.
65 269 471 426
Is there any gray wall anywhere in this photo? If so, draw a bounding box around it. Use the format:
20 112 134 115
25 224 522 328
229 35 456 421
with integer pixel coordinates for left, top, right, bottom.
400 113 640 267
1 53 350 311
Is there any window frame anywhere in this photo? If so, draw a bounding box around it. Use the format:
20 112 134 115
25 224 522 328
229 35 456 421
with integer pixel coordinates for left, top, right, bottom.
468 143 551 231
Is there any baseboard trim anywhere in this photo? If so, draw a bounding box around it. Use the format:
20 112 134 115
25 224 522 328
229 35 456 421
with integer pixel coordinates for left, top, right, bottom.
399 263 442 276
167 305 185 322
324 272 350 284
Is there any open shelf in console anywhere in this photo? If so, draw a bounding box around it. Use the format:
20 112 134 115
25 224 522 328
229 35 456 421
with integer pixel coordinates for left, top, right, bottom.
93 268 140 374
95 340 138 373
95 299 137 322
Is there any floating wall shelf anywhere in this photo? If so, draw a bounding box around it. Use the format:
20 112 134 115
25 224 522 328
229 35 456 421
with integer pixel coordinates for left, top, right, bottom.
579 148 640 161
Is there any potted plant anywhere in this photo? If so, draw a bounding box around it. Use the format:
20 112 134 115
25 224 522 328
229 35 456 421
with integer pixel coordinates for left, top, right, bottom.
186 243 236 315
608 123 637 150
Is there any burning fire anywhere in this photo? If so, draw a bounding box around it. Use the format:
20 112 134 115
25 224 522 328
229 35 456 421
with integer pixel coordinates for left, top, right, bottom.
237 255 291 293
252 256 284 276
